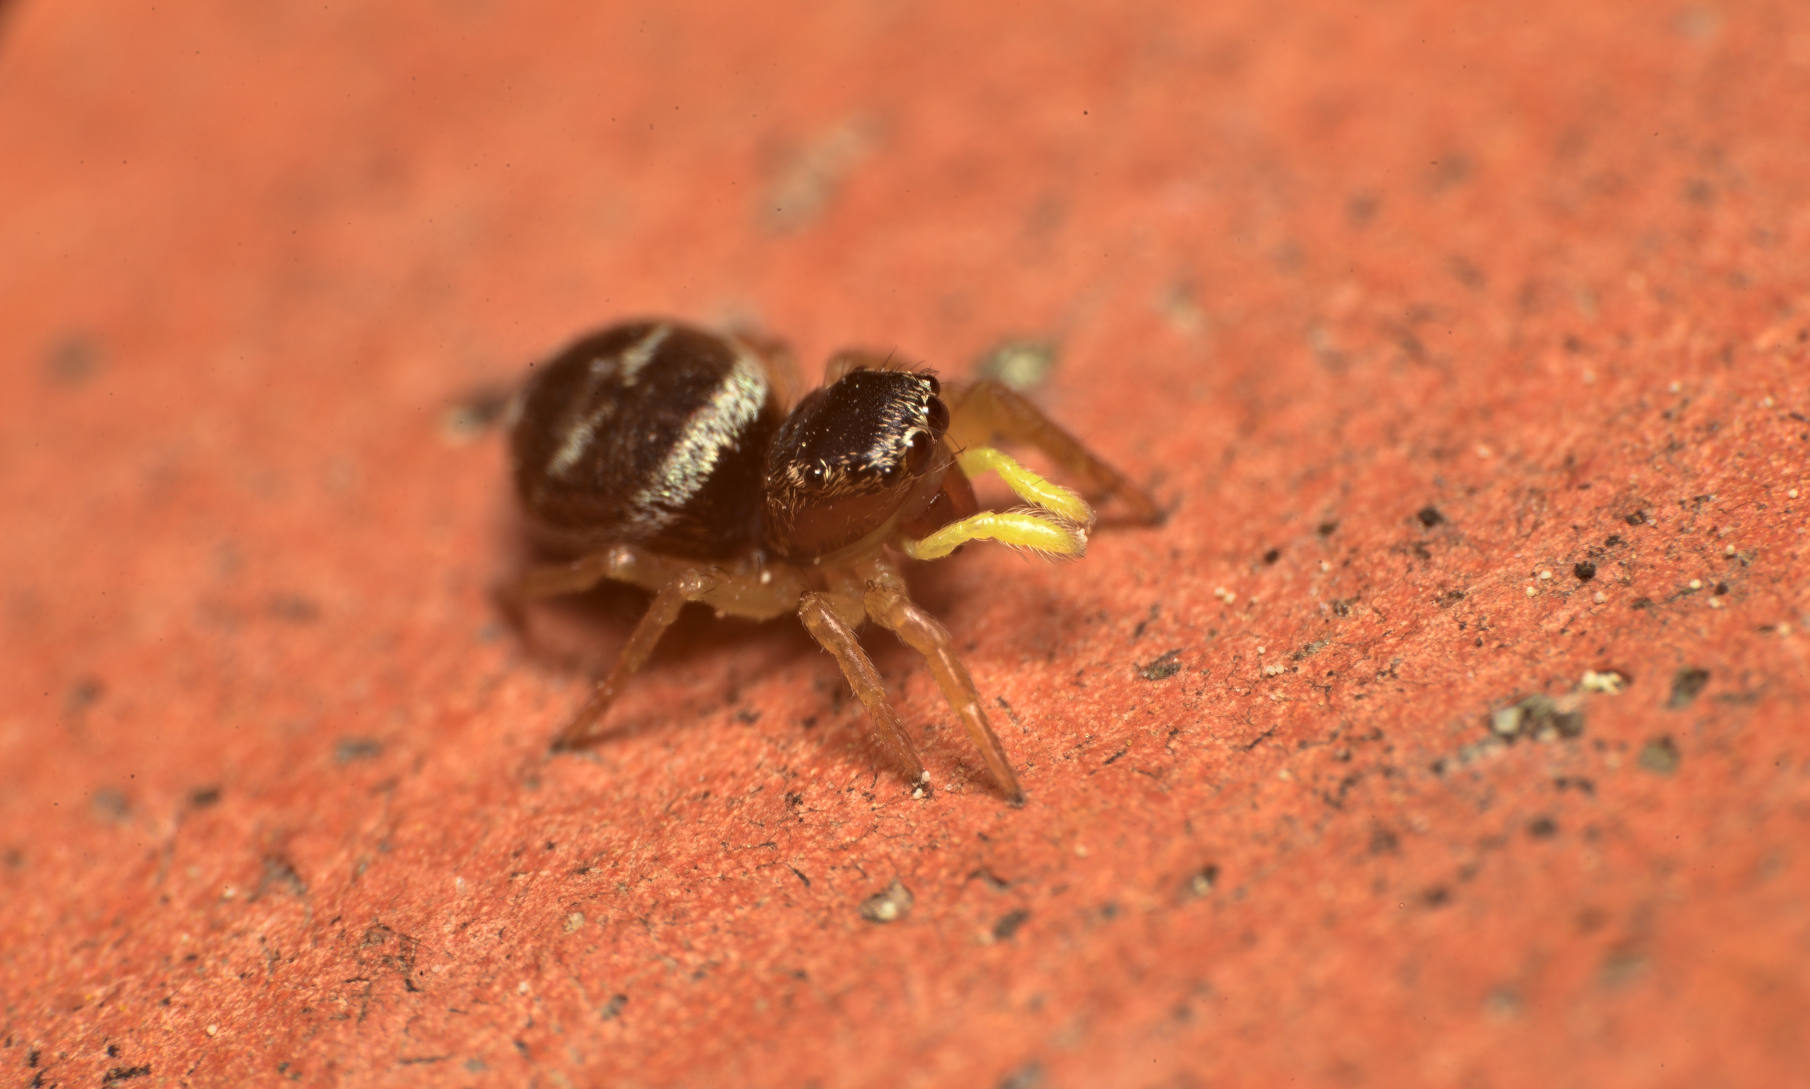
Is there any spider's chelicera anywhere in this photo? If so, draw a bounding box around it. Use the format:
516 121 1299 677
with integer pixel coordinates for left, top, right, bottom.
503 319 1160 801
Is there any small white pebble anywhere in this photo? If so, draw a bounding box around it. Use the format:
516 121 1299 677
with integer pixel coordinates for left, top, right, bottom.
1790 488 1801 500
1319 560 1331 573
206 1025 218 1038
1668 380 1682 393
1762 395 1776 408
1580 669 1627 694
1525 586 1537 597
1593 591 1607 604
1537 569 1553 581
1709 598 1724 609
518 980 531 995
1256 645 1266 656
1074 842 1089 858
1263 664 1286 677
1725 544 1737 556
1688 578 1703 591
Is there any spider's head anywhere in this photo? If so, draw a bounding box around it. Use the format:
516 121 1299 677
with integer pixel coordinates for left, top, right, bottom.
762 369 954 562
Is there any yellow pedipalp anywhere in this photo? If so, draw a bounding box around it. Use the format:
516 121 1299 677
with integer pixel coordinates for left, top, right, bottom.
956 446 1095 527
901 510 1088 561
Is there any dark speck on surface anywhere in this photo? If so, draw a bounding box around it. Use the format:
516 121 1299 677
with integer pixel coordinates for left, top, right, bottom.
64 675 105 716
1638 737 1681 775
997 1061 1045 1089
1666 668 1710 709
1137 649 1183 681
334 737 385 764
44 332 102 385
992 909 1031 941
91 788 131 822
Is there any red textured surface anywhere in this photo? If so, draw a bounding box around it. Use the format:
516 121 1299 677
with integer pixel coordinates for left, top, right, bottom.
4 1 1808 1086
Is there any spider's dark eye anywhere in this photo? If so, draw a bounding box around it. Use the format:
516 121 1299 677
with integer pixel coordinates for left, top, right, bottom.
903 428 935 474
925 395 949 436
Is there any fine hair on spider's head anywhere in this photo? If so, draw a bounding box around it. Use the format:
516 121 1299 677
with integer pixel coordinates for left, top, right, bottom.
762 369 954 562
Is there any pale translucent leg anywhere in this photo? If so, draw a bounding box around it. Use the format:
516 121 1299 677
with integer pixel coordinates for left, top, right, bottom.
861 571 1025 803
502 544 802 620
551 575 698 750
797 592 930 795
502 545 803 751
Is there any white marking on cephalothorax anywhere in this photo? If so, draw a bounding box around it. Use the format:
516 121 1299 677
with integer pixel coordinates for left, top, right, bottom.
615 323 671 387
627 346 768 531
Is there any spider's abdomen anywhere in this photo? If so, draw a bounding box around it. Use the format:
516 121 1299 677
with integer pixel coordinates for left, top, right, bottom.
509 321 781 560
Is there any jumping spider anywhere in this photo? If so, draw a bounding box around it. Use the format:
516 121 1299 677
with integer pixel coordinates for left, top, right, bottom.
503 320 1160 801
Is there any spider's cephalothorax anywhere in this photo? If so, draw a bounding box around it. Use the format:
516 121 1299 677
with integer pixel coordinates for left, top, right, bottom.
504 319 1162 802
762 369 958 562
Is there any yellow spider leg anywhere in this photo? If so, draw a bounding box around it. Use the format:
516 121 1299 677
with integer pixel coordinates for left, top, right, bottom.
956 446 1095 527
900 509 1087 561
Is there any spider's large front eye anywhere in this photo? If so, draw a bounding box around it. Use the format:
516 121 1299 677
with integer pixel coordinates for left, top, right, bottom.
763 369 953 561
903 428 936 475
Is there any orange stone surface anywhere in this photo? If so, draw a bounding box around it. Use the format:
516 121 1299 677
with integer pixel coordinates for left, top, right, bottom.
3 1 1806 1086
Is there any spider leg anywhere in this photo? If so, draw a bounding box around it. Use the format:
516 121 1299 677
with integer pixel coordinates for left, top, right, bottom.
860 568 1025 803
510 543 804 752
492 549 614 654
900 508 1087 562
944 378 1163 523
551 571 706 751
798 592 931 796
955 446 1093 525
495 544 674 650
